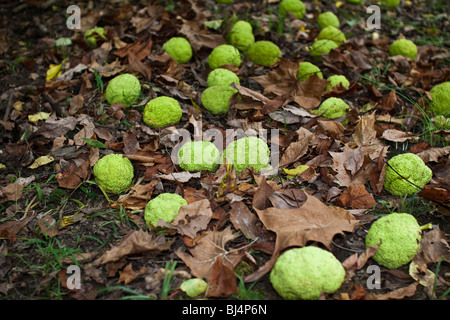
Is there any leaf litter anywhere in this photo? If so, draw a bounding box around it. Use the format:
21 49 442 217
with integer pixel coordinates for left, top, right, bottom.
0 0 449 301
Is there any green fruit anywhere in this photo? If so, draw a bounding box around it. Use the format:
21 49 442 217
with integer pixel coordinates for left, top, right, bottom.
270 246 345 300
201 85 238 115
177 140 220 172
105 73 141 107
223 136 270 174
383 153 432 196
279 0 306 19
318 97 350 124
382 0 400 8
317 11 340 29
389 39 417 61
247 41 282 66
227 20 255 52
317 26 346 46
365 213 422 269
429 82 450 116
93 154 134 194
207 68 240 87
325 75 350 90
143 96 182 128
310 39 339 61
162 37 193 64
144 193 187 228
208 44 241 70
297 62 323 81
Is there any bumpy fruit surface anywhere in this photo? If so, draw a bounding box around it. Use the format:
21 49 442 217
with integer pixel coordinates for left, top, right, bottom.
429 82 450 116
144 193 188 228
389 39 417 61
207 68 240 87
270 246 345 300
279 0 306 19
208 45 241 70
201 85 238 115
325 75 350 91
310 39 339 61
365 213 422 269
105 73 141 107
227 20 255 52
177 141 220 172
223 136 270 174
297 62 323 81
247 41 282 66
143 96 182 128
383 153 432 196
318 97 350 123
93 154 134 194
317 11 340 29
317 26 346 46
162 37 193 64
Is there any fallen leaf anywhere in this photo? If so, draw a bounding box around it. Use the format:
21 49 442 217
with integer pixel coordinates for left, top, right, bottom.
246 192 359 282
342 244 380 279
158 199 213 239
381 129 416 142
365 283 418 300
335 184 376 209
96 230 174 264
0 183 24 203
175 226 244 280
205 256 238 298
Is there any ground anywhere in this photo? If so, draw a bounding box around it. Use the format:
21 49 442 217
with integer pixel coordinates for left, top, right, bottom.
0 0 449 301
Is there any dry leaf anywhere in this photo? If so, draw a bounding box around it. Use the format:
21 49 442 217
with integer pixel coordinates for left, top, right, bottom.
335 184 376 209
158 199 213 239
96 230 173 264
381 129 416 142
175 227 244 280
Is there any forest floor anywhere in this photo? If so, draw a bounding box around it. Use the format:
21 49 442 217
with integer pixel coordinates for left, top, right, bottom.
0 0 449 302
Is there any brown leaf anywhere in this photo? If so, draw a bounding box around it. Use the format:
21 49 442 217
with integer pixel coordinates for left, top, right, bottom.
381 129 416 142
229 202 272 241
0 183 24 203
279 127 313 167
366 283 418 300
252 59 327 109
0 213 34 242
175 227 244 280
413 226 450 265
419 185 450 206
335 184 376 209
158 199 213 239
96 230 173 264
255 192 359 250
205 256 238 298
57 159 90 189
342 244 380 279
118 263 146 285
416 146 450 163
68 94 85 115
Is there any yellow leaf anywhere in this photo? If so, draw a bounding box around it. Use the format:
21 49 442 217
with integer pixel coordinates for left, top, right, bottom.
28 112 51 123
13 101 24 111
283 165 310 178
28 155 55 169
0 163 6 170
335 1 343 8
46 63 62 81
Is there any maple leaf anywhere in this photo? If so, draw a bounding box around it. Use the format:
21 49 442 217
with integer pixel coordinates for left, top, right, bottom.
245 192 358 282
